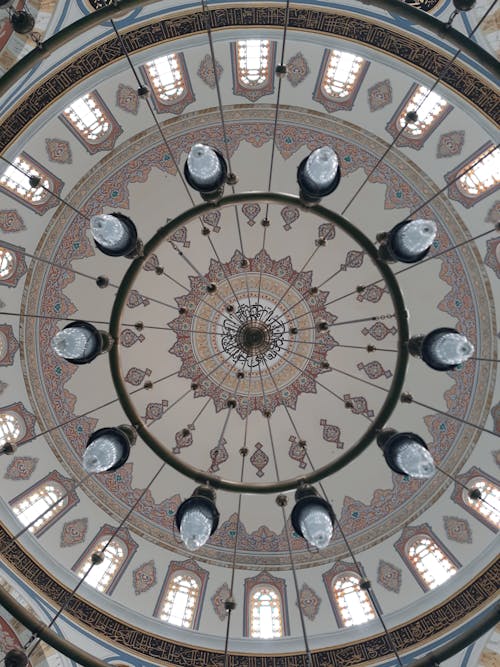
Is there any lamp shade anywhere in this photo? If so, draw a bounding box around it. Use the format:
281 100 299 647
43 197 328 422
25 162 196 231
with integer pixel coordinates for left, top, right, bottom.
377 430 436 478
4 649 29 667
10 10 35 34
184 144 227 200
90 212 138 257
175 486 220 551
291 486 334 549
384 219 437 263
297 146 341 203
83 426 135 473
411 327 475 371
51 321 104 364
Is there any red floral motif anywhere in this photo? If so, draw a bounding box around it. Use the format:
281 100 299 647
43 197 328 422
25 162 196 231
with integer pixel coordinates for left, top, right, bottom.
320 419 343 449
250 442 269 477
288 435 307 469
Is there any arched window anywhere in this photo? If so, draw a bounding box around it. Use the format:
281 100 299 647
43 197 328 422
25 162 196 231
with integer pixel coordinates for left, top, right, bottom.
0 248 16 280
63 93 111 142
73 525 137 594
154 559 208 629
0 156 50 204
331 573 375 627
231 40 276 101
407 536 457 589
457 146 500 197
397 85 448 137
249 585 284 638
11 481 67 535
465 478 500 528
386 83 450 149
145 54 185 101
76 536 127 593
236 40 270 86
0 412 23 446
321 50 364 99
158 572 201 627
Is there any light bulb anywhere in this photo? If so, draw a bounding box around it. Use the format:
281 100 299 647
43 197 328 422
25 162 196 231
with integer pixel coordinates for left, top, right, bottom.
428 332 474 365
298 503 333 549
90 214 129 250
393 437 436 479
180 504 213 550
397 219 437 255
83 433 124 473
51 327 97 360
187 144 222 188
303 146 338 189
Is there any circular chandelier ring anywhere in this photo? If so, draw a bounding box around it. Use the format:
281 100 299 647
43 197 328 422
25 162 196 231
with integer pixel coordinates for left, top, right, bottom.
109 191 410 494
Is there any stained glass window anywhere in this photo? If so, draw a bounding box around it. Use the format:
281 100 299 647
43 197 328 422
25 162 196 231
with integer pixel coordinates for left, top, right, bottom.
332 574 375 627
0 156 50 203
236 40 270 86
0 248 16 280
457 147 500 196
249 585 283 638
321 50 364 99
11 482 66 534
398 85 448 136
0 412 22 446
407 536 457 589
145 54 185 101
76 537 126 593
158 573 201 628
465 478 500 528
63 94 111 142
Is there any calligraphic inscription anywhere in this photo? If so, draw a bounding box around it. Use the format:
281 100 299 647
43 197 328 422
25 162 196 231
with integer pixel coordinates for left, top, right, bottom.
1 6 498 152
0 524 498 666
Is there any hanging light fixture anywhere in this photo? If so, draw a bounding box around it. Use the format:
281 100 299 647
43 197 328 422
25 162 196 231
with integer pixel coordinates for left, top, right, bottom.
9 9 35 34
377 219 437 263
290 485 335 550
175 485 220 551
4 649 29 667
51 321 112 364
297 146 341 204
184 143 228 202
377 429 436 478
409 327 474 370
83 426 136 473
90 212 140 258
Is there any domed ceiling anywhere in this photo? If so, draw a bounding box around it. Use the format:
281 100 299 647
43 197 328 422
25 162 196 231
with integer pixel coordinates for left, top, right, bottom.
0 1 498 666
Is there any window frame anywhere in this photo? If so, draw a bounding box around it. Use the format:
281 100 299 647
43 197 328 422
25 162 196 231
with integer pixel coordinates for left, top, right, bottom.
142 52 195 115
243 571 289 637
386 83 451 149
231 40 277 102
394 523 461 591
9 471 78 537
248 583 285 639
323 563 376 628
72 524 137 595
154 558 208 630
451 466 500 531
156 571 202 628
60 90 122 154
313 48 369 113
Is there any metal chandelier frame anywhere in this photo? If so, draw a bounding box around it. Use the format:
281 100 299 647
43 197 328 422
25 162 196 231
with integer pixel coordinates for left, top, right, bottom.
0 2 498 667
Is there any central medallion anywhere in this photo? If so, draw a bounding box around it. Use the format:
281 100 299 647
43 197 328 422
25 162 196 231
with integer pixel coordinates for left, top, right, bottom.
222 303 286 367
169 249 337 417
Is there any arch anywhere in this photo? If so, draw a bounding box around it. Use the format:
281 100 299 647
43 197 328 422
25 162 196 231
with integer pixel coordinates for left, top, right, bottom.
0 411 23 446
231 40 276 101
9 472 74 536
73 525 137 594
446 143 500 208
313 48 368 112
323 562 376 628
0 248 16 280
386 83 451 149
142 52 194 115
451 467 500 530
61 91 121 154
395 524 460 591
243 571 288 637
154 559 208 630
